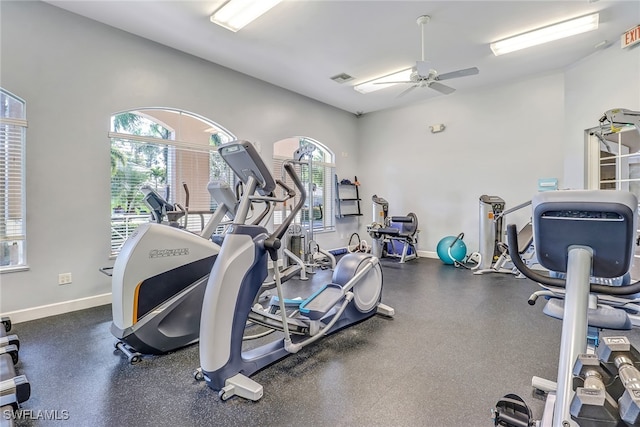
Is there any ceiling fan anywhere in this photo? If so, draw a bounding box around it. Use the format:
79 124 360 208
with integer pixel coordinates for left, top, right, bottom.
380 15 479 97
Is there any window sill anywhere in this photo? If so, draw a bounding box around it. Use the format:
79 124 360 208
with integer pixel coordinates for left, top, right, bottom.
0 265 30 274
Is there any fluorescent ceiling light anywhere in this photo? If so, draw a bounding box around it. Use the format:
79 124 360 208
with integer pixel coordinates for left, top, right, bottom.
210 0 282 32
490 13 599 56
354 69 413 94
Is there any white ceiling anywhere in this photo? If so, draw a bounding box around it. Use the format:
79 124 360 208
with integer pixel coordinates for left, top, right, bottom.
44 0 639 115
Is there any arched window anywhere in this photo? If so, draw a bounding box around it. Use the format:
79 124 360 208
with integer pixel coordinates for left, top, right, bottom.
273 137 336 232
109 108 235 256
0 89 27 271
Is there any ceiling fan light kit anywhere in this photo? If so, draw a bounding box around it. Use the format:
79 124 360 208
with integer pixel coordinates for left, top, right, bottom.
490 13 599 56
353 14 479 96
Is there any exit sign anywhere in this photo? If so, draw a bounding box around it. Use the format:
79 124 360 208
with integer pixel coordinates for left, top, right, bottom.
622 25 640 48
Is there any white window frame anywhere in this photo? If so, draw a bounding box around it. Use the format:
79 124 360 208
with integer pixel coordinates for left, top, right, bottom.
273 137 336 233
0 88 28 272
586 125 640 276
109 108 235 257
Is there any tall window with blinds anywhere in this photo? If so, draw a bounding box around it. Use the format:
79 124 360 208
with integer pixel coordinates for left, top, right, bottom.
272 137 335 232
109 108 235 257
0 89 27 271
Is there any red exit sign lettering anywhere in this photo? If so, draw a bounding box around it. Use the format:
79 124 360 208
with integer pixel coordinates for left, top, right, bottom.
622 25 640 49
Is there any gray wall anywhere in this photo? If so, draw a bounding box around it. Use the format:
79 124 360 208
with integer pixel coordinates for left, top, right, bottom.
0 1 360 313
356 45 639 256
357 73 566 254
356 42 638 255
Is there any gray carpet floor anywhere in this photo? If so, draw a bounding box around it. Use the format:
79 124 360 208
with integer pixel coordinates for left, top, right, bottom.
7 256 640 426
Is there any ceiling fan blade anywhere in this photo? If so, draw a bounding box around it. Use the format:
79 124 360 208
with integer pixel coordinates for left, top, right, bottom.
397 85 418 98
436 67 479 81
429 82 456 95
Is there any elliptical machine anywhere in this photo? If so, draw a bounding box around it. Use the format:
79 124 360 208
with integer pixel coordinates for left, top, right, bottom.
197 141 394 401
493 190 640 427
108 178 275 363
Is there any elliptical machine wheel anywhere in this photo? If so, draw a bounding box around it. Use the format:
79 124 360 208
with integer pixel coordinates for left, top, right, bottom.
332 253 383 314
193 368 204 381
114 341 143 365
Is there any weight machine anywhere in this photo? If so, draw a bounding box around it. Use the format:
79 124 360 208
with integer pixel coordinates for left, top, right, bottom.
277 144 335 283
473 196 535 276
367 195 419 263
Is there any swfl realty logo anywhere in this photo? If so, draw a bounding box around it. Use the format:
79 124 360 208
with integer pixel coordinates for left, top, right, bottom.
149 248 189 258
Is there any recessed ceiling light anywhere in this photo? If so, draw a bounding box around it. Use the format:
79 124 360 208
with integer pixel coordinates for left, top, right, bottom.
490 13 599 56
353 68 413 94
210 0 282 32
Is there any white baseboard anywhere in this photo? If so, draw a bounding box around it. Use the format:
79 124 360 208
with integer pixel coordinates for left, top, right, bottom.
417 250 438 259
3 293 112 324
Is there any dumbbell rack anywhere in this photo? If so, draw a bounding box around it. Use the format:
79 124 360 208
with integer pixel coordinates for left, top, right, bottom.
1 316 31 426
495 336 640 426
573 336 640 427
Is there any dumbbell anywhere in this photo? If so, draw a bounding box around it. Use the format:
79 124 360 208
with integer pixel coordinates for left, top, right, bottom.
597 336 640 426
0 317 11 333
570 353 622 427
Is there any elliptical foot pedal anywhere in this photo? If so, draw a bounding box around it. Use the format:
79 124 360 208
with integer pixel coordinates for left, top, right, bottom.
493 394 532 427
219 374 263 401
299 284 344 320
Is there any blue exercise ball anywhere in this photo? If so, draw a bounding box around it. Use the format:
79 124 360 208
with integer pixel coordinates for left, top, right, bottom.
437 234 467 265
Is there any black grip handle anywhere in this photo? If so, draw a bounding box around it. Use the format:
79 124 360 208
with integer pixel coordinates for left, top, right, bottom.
449 232 464 249
99 266 114 277
250 200 270 226
276 179 295 197
182 182 190 208
506 224 640 296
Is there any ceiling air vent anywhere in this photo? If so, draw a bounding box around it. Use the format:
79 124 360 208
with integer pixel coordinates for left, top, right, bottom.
330 73 354 84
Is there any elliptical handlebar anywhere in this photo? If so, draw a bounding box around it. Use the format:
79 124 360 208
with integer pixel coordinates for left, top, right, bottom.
182 182 190 209
276 179 295 198
263 163 306 260
507 224 640 296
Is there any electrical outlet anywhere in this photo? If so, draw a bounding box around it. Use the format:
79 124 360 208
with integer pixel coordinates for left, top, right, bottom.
58 273 72 285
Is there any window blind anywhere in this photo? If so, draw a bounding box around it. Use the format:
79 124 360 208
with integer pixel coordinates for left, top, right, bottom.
108 110 235 257
0 89 27 269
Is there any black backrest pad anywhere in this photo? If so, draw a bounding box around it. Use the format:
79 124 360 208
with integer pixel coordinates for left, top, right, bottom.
532 190 637 278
